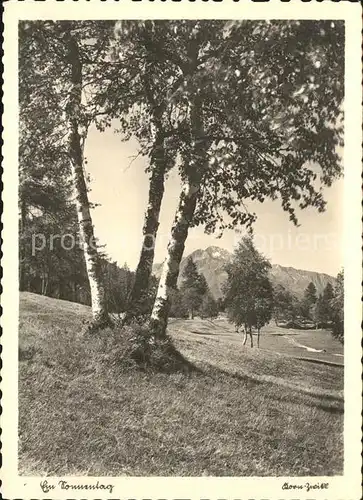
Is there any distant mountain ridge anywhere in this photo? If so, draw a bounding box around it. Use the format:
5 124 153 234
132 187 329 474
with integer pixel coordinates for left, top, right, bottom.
153 246 336 299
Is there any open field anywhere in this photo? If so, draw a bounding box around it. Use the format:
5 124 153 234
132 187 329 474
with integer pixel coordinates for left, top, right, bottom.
19 292 344 476
168 317 344 366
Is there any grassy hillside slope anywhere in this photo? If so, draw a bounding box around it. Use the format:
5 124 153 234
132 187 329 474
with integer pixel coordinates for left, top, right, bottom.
19 292 343 476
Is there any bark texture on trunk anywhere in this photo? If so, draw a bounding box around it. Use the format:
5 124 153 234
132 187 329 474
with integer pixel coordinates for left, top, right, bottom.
150 86 206 336
126 133 167 316
66 27 109 327
150 177 200 336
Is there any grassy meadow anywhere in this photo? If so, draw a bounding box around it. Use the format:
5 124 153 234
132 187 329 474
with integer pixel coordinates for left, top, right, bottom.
19 292 344 476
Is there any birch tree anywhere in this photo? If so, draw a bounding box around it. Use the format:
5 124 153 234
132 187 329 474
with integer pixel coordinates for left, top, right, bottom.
19 21 113 327
99 22 188 318
223 235 273 347
149 20 344 337
63 25 110 326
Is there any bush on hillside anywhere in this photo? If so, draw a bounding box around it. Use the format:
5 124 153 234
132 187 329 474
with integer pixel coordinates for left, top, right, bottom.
117 323 197 373
37 320 196 377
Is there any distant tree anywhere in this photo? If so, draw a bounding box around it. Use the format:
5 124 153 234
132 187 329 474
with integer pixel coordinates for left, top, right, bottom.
181 288 202 320
223 235 273 347
217 297 226 313
200 293 219 320
272 284 295 324
169 288 189 319
301 282 318 321
179 258 208 319
323 282 335 300
313 294 324 327
314 282 335 327
331 270 344 342
181 258 208 293
103 262 134 314
255 296 274 335
305 282 318 303
322 282 335 324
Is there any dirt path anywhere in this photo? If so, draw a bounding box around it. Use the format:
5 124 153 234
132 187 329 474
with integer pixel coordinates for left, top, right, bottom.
285 335 327 353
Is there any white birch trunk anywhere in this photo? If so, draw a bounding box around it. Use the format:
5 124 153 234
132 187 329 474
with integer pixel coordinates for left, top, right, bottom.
150 40 207 337
126 133 167 317
65 26 109 326
71 160 108 323
150 177 200 336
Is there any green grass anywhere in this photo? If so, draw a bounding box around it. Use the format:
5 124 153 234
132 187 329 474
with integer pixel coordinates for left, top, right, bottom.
19 292 344 476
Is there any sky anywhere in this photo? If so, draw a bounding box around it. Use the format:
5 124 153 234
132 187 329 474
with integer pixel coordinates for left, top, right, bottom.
84 125 343 277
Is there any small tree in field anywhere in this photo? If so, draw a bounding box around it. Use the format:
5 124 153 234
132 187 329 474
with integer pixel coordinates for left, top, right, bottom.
272 284 295 325
169 288 189 319
314 282 334 328
223 235 273 347
180 258 208 319
217 297 225 313
200 293 219 320
301 282 318 322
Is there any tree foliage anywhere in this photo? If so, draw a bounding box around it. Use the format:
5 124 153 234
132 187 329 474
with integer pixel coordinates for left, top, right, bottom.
331 270 344 342
314 282 335 327
272 284 297 324
191 20 344 232
223 236 273 331
111 21 344 234
179 258 208 319
200 293 219 320
169 288 189 319
300 282 318 321
147 20 344 336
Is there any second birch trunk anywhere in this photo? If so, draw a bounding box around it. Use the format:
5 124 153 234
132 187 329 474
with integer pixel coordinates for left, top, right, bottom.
150 177 200 336
126 133 167 317
150 90 207 337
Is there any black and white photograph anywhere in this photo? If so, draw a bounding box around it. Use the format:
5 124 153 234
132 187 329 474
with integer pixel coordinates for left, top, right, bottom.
2 1 362 499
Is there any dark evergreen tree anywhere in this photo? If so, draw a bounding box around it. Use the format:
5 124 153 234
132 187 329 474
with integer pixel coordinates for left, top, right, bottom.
314 282 335 327
200 293 219 320
169 288 189 319
272 284 296 324
180 258 208 319
301 282 318 320
217 297 226 314
331 270 344 342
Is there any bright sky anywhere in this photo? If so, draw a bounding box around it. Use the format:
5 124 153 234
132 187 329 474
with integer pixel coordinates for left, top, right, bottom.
84 125 343 277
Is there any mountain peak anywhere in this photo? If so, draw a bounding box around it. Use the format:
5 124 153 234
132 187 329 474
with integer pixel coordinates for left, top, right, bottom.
205 246 231 259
